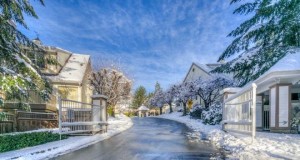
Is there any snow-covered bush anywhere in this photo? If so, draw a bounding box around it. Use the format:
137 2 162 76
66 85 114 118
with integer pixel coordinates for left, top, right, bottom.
201 103 222 125
190 104 204 119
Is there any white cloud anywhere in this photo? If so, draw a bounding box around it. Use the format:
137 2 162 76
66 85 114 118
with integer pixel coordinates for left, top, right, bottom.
22 0 246 92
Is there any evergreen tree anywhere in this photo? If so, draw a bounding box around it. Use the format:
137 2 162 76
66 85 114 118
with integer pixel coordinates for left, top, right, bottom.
214 0 300 86
0 0 53 109
132 86 147 109
154 81 161 93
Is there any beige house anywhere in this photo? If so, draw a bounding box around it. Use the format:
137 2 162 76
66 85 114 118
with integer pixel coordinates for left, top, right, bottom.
2 39 93 113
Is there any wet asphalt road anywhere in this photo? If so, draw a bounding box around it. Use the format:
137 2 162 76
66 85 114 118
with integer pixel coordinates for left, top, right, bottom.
54 117 224 160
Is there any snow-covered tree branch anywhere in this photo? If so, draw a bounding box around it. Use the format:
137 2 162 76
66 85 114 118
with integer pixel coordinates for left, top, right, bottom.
90 67 132 117
0 0 53 109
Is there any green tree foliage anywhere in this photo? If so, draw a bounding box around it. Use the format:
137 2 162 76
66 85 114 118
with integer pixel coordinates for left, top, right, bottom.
132 86 147 109
0 0 52 109
214 0 300 86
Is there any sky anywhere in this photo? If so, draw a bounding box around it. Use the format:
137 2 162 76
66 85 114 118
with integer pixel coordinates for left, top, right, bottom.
20 0 246 92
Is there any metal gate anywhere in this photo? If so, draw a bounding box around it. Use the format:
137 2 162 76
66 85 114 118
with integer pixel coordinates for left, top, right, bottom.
58 97 108 135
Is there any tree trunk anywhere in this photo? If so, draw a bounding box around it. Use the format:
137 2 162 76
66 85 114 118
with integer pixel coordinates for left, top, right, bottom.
168 102 173 113
183 103 187 116
204 101 210 109
159 107 162 115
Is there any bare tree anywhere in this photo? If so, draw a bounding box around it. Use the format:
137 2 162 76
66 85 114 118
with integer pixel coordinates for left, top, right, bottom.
192 74 234 109
149 89 165 114
175 82 194 116
163 85 177 113
90 67 132 117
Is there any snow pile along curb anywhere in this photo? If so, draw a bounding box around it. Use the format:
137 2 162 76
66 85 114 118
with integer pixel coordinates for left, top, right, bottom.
0 114 133 160
158 112 300 160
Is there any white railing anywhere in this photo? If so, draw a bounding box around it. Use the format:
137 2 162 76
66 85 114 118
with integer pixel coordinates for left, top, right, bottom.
222 83 257 142
58 97 108 136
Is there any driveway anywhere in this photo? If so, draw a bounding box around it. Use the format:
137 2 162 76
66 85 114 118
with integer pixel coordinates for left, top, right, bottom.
53 117 224 160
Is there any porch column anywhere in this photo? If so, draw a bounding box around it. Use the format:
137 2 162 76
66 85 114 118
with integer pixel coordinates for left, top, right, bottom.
92 94 108 133
269 84 292 133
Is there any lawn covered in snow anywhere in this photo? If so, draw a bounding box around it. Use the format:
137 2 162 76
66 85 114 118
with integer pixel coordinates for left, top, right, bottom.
158 112 300 160
0 114 133 160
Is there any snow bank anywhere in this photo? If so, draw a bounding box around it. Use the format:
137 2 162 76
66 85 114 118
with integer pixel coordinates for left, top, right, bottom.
158 112 300 160
0 114 133 160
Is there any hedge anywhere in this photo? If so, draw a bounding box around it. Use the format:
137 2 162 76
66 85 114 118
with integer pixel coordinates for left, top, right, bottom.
0 132 67 152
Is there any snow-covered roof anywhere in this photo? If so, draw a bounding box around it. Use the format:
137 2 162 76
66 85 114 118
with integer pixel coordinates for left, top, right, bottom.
48 54 90 84
265 52 300 74
193 63 221 73
138 105 149 111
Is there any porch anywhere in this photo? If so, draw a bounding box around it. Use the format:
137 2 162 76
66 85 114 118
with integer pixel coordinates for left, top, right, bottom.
223 70 300 134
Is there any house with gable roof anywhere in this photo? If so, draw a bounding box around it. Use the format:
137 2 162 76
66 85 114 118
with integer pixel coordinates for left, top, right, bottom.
2 39 93 113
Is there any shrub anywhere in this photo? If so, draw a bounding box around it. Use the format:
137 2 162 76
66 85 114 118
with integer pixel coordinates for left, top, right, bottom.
201 103 222 125
107 106 114 117
190 104 204 119
0 132 67 152
124 111 135 117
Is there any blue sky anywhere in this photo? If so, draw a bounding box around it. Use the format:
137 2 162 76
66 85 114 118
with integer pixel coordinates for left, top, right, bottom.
21 0 246 92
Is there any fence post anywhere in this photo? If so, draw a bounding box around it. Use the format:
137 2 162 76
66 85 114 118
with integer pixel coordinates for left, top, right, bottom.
91 94 108 133
58 96 62 140
13 109 18 132
252 83 257 142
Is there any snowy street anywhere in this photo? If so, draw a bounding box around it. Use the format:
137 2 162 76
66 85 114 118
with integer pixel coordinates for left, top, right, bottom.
54 117 224 160
0 115 133 160
159 112 300 160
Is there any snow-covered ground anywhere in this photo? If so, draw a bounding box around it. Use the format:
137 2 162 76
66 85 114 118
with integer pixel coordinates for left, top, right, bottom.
158 112 300 160
0 114 133 160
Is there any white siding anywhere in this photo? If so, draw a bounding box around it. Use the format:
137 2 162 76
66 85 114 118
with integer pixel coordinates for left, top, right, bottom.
279 86 289 127
256 96 262 127
185 64 210 82
270 88 276 127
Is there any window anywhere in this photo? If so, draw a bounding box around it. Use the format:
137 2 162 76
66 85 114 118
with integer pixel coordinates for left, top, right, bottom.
58 86 78 101
291 93 300 101
192 68 195 72
263 95 269 105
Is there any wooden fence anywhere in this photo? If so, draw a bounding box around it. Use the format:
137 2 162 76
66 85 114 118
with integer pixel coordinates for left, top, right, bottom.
0 111 58 134
0 113 15 134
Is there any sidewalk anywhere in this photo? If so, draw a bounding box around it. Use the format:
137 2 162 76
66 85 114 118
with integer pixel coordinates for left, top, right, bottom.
0 114 133 160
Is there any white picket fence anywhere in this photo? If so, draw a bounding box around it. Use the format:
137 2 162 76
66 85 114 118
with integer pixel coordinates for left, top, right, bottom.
58 97 108 136
222 83 257 142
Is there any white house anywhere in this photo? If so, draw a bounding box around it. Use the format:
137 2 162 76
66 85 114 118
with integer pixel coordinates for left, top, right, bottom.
222 52 300 133
183 62 222 107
